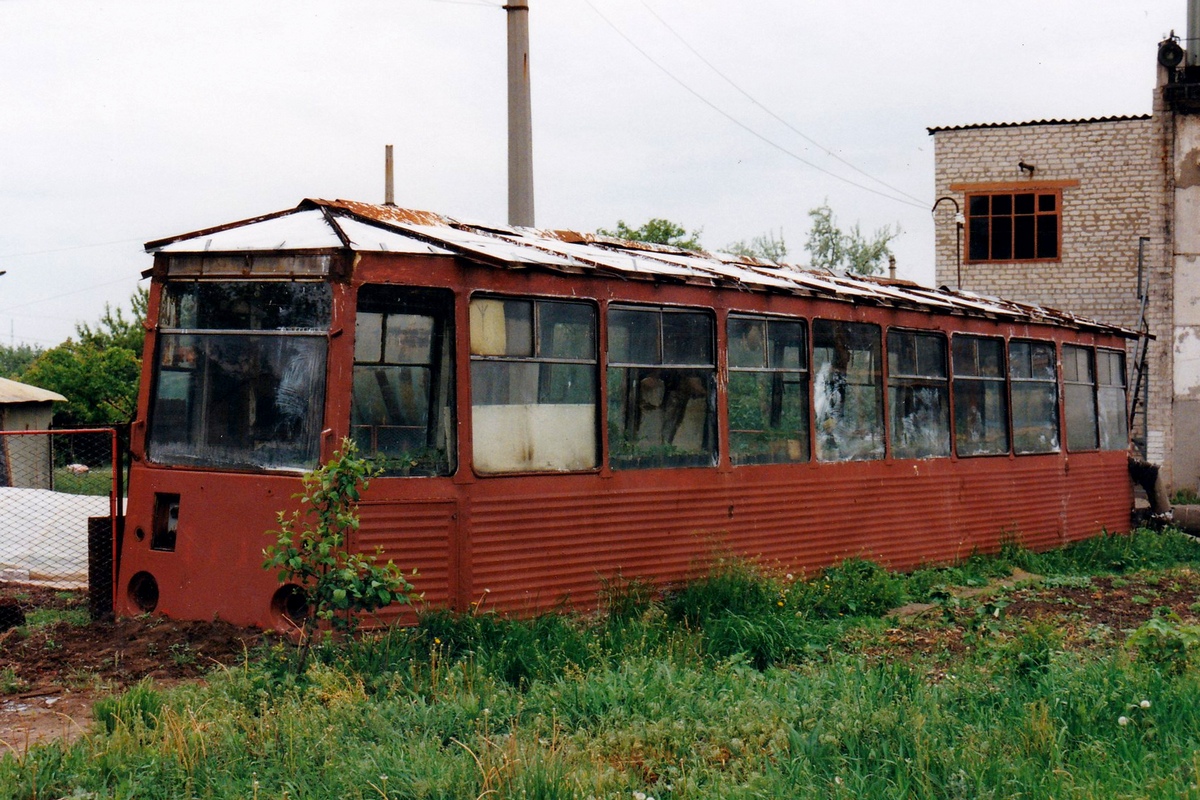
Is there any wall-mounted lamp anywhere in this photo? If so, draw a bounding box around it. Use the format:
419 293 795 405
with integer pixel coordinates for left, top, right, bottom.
1018 160 1037 176
931 196 964 289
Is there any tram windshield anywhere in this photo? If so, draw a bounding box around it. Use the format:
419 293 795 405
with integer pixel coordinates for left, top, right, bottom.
146 281 331 471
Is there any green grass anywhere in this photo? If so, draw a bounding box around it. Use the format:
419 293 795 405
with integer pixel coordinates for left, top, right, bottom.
5 526 1200 799
52 464 114 496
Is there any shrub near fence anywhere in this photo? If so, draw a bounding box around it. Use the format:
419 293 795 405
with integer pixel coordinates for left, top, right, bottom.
0 429 121 618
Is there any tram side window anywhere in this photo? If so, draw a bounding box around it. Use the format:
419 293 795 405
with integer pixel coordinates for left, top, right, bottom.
148 281 331 471
952 335 1009 456
1063 345 1099 451
352 286 455 476
813 320 883 462
608 306 717 469
1097 349 1129 450
1009 340 1060 454
728 315 810 465
887 330 950 459
470 297 597 473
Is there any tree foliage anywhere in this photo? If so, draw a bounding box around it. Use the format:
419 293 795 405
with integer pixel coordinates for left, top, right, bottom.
17 287 147 427
598 218 703 251
725 230 788 262
263 439 418 675
0 343 44 380
804 202 900 276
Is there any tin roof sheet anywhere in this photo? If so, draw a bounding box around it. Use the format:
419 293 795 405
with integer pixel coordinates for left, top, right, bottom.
0 377 66 405
146 198 1139 338
926 114 1151 134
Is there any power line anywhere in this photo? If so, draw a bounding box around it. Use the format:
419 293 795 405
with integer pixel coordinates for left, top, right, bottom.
640 1 929 207
0 237 146 261
579 0 927 210
0 275 145 315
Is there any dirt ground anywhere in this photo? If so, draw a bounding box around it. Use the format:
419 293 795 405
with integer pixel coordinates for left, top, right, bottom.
0 584 263 753
2 568 1199 754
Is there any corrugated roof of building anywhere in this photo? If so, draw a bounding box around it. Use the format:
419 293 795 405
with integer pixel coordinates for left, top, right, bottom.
927 114 1151 134
145 198 1140 338
0 377 66 405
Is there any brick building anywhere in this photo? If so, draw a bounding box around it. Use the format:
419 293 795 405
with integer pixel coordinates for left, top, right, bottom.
928 50 1200 496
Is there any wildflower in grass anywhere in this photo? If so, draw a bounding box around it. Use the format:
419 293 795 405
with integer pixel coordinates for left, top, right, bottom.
1118 716 1130 726
1140 699 1151 708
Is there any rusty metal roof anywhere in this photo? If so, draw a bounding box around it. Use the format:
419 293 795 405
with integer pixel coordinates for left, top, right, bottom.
146 198 1139 338
0 377 66 405
927 114 1151 134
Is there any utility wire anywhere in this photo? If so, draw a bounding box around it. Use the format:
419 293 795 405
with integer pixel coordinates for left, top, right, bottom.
0 237 146 261
579 0 926 210
640 1 929 207
0 275 144 315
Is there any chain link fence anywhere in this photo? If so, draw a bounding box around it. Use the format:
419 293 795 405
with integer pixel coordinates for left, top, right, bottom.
0 428 122 620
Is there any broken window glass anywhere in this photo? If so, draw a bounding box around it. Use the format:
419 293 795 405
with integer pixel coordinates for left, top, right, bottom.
728 315 809 465
352 286 455 476
1097 348 1129 451
952 335 1009 456
813 320 883 462
608 306 716 469
148 281 332 471
1009 340 1060 454
887 330 950 459
470 297 597 473
1063 344 1099 451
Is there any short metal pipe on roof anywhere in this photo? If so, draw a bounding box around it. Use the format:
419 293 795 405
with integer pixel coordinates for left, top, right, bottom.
385 145 395 206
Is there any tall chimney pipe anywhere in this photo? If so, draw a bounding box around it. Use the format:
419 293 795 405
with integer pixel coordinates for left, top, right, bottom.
1189 0 1200 66
505 1 535 227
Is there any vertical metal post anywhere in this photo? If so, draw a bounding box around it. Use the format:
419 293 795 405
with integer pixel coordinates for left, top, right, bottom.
385 145 395 206
1190 0 1200 66
505 1 535 227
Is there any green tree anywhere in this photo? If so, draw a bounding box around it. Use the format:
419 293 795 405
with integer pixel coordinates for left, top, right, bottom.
598 218 703 251
804 202 899 276
0 343 44 380
18 287 147 426
75 286 148 355
20 343 140 426
725 230 788 262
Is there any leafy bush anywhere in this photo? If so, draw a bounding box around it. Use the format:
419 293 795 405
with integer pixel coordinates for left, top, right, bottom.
263 439 418 674
1127 610 1200 673
794 558 904 618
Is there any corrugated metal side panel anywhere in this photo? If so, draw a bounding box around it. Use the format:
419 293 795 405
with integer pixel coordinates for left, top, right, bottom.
466 455 1129 613
356 500 455 626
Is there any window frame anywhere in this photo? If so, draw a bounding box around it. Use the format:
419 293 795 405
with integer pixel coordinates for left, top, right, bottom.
885 328 951 460
606 303 718 470
965 189 1062 264
1007 338 1061 455
726 312 811 466
1062 343 1100 452
811 318 885 462
468 294 600 475
351 285 457 477
951 334 1011 457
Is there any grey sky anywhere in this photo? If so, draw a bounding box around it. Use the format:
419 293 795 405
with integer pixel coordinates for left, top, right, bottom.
0 0 1179 348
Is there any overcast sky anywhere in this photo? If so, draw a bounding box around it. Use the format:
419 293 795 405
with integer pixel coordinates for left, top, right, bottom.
0 0 1181 349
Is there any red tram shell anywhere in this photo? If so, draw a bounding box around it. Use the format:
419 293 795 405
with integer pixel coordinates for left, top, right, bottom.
116 200 1135 629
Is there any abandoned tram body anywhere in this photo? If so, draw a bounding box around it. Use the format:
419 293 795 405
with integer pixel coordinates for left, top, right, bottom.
117 199 1135 628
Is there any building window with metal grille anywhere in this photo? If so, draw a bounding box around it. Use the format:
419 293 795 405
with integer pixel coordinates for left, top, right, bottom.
1009 339 1060 454
727 314 810 465
887 329 950 459
352 286 456 476
607 305 717 469
966 191 1060 262
952 335 1009 456
469 296 598 473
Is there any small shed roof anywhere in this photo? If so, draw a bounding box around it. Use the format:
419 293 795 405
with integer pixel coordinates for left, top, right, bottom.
0 377 65 405
146 198 1140 338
